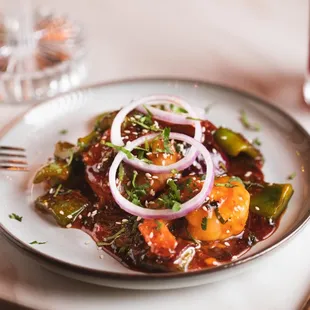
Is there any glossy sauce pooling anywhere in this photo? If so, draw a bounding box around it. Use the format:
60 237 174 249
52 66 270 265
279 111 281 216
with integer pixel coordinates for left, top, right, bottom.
71 114 279 273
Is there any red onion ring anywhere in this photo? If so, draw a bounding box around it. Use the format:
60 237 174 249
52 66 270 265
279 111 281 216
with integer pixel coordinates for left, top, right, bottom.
109 133 214 220
111 95 202 146
110 95 202 173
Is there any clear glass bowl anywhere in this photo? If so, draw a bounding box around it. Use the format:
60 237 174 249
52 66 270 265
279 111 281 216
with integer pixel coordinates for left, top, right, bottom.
0 9 86 103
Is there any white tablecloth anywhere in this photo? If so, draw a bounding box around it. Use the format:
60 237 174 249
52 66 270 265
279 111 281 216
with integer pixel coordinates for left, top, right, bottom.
0 1 309 309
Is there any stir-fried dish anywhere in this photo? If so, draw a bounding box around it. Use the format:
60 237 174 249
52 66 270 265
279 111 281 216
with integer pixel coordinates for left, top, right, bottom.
33 95 294 272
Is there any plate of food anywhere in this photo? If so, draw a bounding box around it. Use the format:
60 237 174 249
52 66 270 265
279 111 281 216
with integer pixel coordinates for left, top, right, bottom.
0 79 309 289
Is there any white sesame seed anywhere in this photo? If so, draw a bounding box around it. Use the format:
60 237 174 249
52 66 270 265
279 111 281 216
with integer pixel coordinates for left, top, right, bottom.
220 136 227 140
137 216 142 221
87 212 91 217
244 171 252 177
99 254 104 259
224 242 230 246
66 224 72 228
124 130 130 134
152 175 159 179
145 173 152 179
255 206 260 211
146 152 152 156
133 131 138 135
150 189 155 196
102 158 108 162
59 210 64 215
147 241 152 246
85 241 90 245
163 153 168 159
127 181 131 186
122 219 128 223
149 232 154 238
202 127 206 133
212 148 217 154
226 229 230 233
150 180 154 186
115 221 121 225
92 210 98 216
78 215 82 219
162 160 166 165
239 196 243 201
202 206 208 212
67 214 73 219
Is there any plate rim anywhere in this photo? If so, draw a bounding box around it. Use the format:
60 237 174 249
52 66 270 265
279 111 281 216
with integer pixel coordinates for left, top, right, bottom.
1 77 310 281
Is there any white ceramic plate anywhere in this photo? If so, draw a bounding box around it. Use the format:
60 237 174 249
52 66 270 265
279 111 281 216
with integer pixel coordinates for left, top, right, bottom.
1 79 309 289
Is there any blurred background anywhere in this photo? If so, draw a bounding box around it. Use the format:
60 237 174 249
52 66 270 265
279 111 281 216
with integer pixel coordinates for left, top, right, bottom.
0 0 308 111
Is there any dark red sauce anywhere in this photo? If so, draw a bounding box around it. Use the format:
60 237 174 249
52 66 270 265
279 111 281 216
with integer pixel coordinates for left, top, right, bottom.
61 113 281 273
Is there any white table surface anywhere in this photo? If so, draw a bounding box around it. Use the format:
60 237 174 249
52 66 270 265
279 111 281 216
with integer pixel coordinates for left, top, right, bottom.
0 1 310 309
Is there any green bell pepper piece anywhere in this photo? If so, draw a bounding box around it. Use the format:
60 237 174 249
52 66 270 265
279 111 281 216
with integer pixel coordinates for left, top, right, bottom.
33 162 70 184
35 189 89 227
94 111 117 131
214 127 262 159
250 183 294 220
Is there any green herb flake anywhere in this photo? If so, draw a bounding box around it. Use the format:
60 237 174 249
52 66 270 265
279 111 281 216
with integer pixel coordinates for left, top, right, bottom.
214 207 228 224
252 138 262 146
186 116 203 121
287 172 296 180
118 163 125 182
169 104 188 114
104 142 134 159
59 129 68 135
240 110 260 131
215 182 236 188
171 169 179 174
201 217 208 231
172 201 181 212
229 176 244 186
30 241 47 245
162 127 173 154
97 227 125 246
54 184 62 197
155 220 163 230
8 213 23 222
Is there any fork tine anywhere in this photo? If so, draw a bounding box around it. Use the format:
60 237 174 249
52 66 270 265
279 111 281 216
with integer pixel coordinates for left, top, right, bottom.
0 146 26 151
0 153 26 158
0 159 28 165
0 165 29 171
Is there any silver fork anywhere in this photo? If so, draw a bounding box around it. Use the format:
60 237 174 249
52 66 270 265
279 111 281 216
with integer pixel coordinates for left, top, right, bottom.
0 146 28 171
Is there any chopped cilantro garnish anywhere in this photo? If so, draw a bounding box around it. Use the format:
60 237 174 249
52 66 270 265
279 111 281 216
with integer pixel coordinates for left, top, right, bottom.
97 227 125 246
59 129 68 135
214 207 228 224
130 112 161 132
118 163 125 182
172 201 181 212
287 172 296 180
54 184 62 197
229 176 244 185
252 138 261 146
105 142 134 159
30 241 47 245
171 169 179 174
125 171 150 206
201 217 208 230
240 110 260 131
169 104 188 114
162 127 173 154
132 170 138 188
158 179 182 211
8 213 22 222
243 181 264 189
186 116 203 121
215 182 236 188
155 220 163 230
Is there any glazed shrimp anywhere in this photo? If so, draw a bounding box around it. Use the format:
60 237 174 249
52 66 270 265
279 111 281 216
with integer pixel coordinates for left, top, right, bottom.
186 176 250 241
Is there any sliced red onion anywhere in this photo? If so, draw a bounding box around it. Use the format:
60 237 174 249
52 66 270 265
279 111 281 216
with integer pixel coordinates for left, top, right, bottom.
109 132 214 220
110 95 202 172
111 95 202 146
